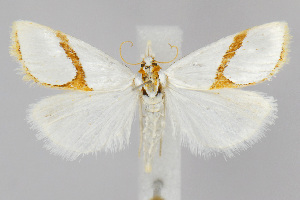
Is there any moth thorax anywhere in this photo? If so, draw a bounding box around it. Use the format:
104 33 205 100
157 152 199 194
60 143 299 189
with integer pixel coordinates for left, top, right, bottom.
139 57 161 81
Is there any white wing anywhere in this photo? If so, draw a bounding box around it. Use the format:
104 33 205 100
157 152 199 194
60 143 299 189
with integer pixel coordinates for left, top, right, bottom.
10 21 134 91
165 22 289 90
165 85 277 157
28 87 139 160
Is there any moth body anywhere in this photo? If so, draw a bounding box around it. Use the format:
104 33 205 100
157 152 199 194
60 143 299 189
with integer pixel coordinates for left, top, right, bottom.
140 94 165 173
137 45 166 172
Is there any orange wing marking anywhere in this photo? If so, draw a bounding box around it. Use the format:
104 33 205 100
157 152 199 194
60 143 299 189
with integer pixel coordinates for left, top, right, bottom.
56 31 92 91
10 31 40 83
210 30 248 90
269 25 290 77
11 28 92 91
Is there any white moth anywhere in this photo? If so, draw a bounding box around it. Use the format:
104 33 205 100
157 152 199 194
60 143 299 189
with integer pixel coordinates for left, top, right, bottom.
10 21 289 173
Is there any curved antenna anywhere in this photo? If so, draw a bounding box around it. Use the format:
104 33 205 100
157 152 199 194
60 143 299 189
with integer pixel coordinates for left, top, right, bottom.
120 41 143 65
157 44 179 64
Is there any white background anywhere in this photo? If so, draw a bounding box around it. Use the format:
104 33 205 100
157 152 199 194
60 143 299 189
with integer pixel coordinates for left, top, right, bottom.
0 1 299 199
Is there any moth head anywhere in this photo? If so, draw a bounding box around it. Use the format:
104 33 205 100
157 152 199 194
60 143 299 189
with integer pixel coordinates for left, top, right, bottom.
140 57 161 74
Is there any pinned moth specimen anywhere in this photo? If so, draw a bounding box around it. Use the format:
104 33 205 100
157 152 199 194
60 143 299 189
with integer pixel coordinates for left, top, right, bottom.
10 21 289 172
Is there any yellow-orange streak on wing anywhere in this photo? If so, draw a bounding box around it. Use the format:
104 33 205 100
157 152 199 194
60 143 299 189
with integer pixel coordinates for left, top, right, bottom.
269 25 290 77
10 31 40 83
210 30 248 90
56 31 93 91
10 32 22 61
11 27 93 91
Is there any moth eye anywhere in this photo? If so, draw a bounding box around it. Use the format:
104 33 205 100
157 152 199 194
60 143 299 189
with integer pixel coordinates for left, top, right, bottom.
152 62 157 66
141 64 145 67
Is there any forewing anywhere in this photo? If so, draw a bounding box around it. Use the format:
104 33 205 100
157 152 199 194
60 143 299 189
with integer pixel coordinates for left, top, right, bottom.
165 85 277 157
10 21 134 91
165 22 289 90
28 87 139 160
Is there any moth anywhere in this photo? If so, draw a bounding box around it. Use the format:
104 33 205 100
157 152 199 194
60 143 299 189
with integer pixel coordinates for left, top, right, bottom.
10 21 289 172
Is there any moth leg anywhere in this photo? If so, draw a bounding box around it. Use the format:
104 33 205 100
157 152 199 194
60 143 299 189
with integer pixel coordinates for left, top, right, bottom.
133 80 152 90
138 95 144 157
159 137 162 157
159 92 166 157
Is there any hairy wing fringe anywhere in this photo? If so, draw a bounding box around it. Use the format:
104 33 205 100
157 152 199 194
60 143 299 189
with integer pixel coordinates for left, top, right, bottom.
27 88 138 160
165 85 278 158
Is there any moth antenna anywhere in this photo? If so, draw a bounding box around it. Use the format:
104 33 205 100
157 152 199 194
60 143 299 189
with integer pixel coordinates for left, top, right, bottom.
133 80 152 90
120 41 143 65
157 44 179 64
